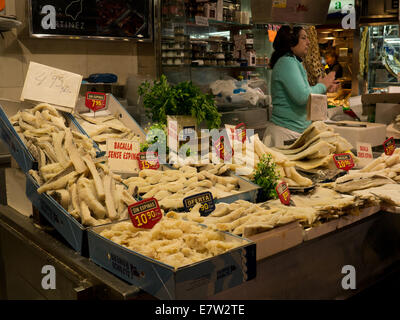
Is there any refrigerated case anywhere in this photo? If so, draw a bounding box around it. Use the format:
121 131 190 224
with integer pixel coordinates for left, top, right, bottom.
364 25 400 92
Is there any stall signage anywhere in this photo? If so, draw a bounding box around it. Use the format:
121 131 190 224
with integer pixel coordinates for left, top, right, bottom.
85 92 106 112
128 198 163 229
383 137 396 156
333 153 354 171
195 15 209 26
106 139 140 173
356 142 373 160
183 191 215 216
214 136 234 161
20 61 82 112
276 181 290 205
272 0 287 8
137 151 160 170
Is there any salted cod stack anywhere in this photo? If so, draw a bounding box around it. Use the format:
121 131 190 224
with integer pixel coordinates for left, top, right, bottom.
273 121 355 173
9 103 137 227
329 148 400 194
175 186 378 237
75 113 142 152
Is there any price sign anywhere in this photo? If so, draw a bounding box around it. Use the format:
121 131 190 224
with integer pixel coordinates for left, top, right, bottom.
85 92 107 112
234 122 247 143
20 62 82 112
137 152 160 170
128 198 163 229
214 136 234 161
106 139 140 174
383 137 396 156
356 142 373 160
333 153 354 171
183 191 215 216
276 181 290 206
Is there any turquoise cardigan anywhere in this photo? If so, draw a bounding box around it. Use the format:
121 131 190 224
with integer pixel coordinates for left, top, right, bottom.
270 53 327 133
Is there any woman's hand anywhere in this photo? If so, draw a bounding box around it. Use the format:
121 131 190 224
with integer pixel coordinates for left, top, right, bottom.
318 72 339 92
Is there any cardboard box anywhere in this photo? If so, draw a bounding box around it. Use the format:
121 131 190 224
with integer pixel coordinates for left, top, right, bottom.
247 221 303 261
375 103 400 125
381 205 400 214
303 219 338 241
306 94 327 121
328 121 386 148
3 168 32 217
337 206 380 229
87 221 256 300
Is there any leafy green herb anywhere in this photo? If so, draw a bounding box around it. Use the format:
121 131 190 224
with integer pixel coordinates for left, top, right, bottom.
251 154 280 200
138 75 221 129
140 122 168 153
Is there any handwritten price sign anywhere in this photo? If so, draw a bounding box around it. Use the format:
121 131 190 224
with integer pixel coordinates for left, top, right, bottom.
183 191 215 216
85 92 106 112
128 198 163 229
137 152 160 170
276 181 290 206
21 62 82 111
333 153 354 171
383 137 396 156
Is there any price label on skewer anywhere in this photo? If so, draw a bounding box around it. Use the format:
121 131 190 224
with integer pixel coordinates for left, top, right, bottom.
137 152 160 170
128 198 163 229
276 181 290 206
183 191 215 216
234 122 247 143
383 137 396 156
333 153 354 172
214 136 234 161
85 92 106 112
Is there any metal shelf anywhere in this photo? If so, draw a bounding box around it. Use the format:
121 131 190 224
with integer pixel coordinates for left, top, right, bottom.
0 16 22 32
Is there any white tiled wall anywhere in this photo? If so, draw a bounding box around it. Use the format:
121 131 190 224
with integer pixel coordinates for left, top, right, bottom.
0 0 157 101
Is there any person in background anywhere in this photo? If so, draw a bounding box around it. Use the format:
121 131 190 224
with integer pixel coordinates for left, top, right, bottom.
324 50 343 79
263 25 339 148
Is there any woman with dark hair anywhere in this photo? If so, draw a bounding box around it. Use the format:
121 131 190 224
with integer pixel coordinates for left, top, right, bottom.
263 25 339 147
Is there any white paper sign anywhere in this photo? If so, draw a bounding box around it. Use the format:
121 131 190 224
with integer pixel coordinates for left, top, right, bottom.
357 142 373 167
195 16 209 26
106 139 140 174
307 94 328 121
21 62 82 112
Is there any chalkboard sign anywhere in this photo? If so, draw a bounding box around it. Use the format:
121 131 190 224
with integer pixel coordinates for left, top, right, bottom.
28 0 152 41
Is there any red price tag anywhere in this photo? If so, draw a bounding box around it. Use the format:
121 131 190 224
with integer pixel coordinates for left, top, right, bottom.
276 181 290 206
383 137 396 156
234 123 246 143
333 153 354 171
137 152 160 170
128 198 162 229
214 136 234 161
85 92 106 112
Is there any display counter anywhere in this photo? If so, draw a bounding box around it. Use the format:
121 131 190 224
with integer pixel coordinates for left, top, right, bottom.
1 201 399 300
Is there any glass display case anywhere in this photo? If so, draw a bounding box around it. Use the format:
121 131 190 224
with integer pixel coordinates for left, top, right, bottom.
365 25 400 92
156 0 272 89
155 0 272 135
